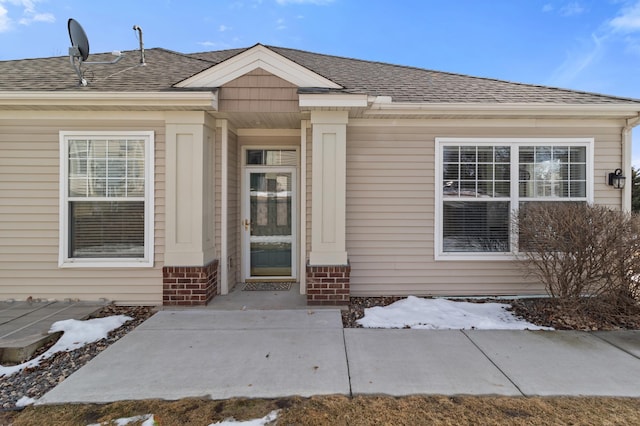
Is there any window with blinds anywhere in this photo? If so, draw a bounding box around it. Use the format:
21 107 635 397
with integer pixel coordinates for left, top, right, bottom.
442 145 511 253
437 138 592 258
60 132 154 266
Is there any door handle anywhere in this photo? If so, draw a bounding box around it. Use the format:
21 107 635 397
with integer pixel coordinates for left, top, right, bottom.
243 219 251 231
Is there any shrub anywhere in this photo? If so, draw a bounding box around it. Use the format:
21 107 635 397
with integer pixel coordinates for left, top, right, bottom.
516 202 640 319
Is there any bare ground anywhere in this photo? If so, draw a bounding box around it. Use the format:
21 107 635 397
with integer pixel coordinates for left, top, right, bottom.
2 395 640 425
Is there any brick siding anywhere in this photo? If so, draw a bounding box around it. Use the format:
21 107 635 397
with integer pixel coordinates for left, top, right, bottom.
162 260 218 306
306 263 350 306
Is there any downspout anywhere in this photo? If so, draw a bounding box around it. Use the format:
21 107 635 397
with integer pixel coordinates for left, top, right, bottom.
622 113 640 212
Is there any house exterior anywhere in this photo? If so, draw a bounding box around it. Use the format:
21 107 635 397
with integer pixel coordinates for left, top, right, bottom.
1 43 640 306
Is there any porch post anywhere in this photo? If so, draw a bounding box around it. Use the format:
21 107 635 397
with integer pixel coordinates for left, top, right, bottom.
163 112 218 305
307 111 350 305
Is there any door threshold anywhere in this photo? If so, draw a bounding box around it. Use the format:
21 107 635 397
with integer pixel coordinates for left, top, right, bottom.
245 278 297 283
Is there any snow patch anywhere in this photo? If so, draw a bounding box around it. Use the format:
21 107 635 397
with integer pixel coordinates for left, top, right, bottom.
15 396 36 407
209 410 280 426
0 315 132 377
357 296 553 330
87 414 155 426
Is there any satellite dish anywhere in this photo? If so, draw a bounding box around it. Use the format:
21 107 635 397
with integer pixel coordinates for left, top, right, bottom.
68 18 89 61
66 17 132 86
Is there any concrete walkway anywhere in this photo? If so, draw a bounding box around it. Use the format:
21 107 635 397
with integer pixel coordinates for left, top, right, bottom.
0 301 105 364
37 309 640 404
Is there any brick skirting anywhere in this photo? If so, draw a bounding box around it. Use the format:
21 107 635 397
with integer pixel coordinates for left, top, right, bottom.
306 263 350 306
162 260 218 306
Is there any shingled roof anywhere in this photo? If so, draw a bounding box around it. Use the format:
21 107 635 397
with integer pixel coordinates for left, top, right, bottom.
1 44 639 105
0 48 214 92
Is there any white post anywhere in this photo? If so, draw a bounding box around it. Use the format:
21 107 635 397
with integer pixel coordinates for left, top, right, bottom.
220 119 229 294
164 111 216 266
308 111 348 266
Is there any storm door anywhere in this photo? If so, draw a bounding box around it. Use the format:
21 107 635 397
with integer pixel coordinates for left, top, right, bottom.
243 166 297 279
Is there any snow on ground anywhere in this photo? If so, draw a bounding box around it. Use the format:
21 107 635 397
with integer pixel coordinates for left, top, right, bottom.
15 396 36 408
89 410 280 426
0 315 132 378
209 410 280 426
357 296 553 330
88 414 155 426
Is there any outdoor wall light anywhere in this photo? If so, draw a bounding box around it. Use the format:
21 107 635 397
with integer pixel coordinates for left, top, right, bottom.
608 168 626 189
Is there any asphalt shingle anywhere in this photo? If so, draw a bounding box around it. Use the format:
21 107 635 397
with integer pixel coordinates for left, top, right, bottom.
1 44 639 105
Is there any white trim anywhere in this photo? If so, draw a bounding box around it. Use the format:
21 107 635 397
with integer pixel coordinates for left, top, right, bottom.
299 122 308 294
238 146 304 281
0 91 217 110
241 165 300 280
220 119 229 294
621 114 640 212
366 102 640 118
434 137 594 261
236 128 301 137
59 130 155 268
347 118 626 128
0 111 167 120
299 93 368 108
175 45 341 89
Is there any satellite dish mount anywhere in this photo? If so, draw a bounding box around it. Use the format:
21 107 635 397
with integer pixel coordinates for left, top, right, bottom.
68 18 125 86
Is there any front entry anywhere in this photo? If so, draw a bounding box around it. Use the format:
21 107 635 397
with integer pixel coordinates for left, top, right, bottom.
243 166 297 280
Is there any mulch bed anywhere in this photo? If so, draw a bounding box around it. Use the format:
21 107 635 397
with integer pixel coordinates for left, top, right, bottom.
509 298 640 331
342 296 640 330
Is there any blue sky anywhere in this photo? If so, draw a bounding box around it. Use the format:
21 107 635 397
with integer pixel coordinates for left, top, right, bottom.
2 0 640 166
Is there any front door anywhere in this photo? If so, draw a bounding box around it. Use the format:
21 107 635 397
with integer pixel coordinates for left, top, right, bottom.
243 167 297 279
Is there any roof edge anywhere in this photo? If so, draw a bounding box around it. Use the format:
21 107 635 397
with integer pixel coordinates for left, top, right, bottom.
365 101 640 118
0 91 218 110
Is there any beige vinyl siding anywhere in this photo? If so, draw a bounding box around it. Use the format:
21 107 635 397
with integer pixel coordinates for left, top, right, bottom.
219 68 299 113
0 118 165 304
345 123 623 297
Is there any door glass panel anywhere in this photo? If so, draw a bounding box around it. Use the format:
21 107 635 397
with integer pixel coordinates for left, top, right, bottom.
250 172 292 276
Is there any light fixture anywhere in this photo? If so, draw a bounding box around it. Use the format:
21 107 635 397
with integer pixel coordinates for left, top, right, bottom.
608 168 626 189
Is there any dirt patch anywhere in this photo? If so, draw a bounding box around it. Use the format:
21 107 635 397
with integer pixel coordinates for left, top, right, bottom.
509 298 640 331
4 395 640 425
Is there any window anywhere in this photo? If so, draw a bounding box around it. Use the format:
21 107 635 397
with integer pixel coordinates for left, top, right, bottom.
436 138 592 259
59 131 154 267
246 149 297 166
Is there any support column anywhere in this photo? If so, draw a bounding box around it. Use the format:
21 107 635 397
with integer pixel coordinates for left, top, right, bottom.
163 112 218 305
307 111 350 305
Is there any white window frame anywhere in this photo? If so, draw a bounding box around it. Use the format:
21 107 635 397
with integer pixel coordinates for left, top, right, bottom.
59 131 155 268
435 137 594 261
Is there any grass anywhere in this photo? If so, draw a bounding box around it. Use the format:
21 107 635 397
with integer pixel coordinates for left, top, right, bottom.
3 395 640 425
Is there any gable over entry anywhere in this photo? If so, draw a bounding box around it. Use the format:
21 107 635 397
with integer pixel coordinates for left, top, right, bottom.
162 45 361 305
175 44 343 89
